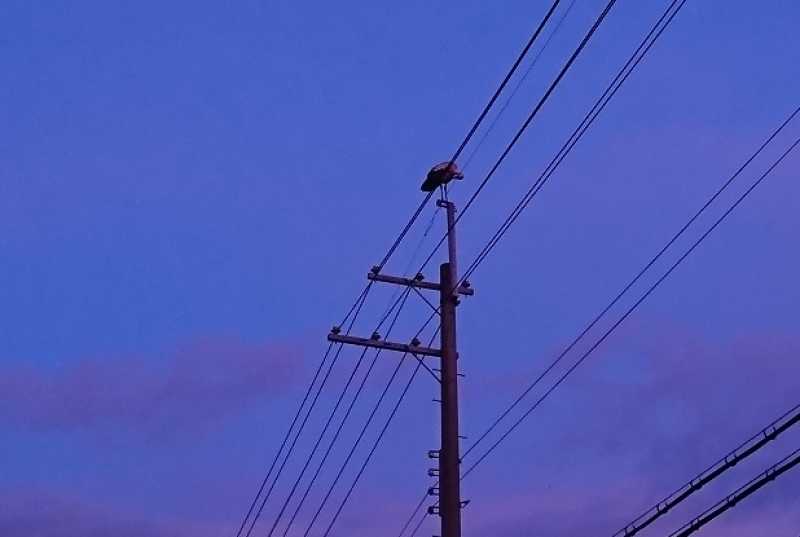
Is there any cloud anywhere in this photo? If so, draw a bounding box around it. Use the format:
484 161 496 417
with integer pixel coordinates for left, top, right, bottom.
1 325 796 537
449 321 800 535
1 478 796 537
0 489 224 537
0 336 301 433
473 320 798 467
459 480 800 537
556 323 799 469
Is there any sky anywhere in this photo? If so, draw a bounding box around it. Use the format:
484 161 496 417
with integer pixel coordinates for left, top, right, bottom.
1 1 799 536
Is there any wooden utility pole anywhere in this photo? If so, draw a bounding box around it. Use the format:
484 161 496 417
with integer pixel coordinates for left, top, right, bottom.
438 199 462 537
328 196 470 537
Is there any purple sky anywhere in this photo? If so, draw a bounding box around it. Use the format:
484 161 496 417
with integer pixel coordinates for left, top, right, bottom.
2 1 799 536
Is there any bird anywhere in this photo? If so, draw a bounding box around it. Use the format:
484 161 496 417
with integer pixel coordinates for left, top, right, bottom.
421 162 464 192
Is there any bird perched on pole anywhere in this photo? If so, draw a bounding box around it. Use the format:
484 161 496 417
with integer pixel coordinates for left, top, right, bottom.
421 162 464 192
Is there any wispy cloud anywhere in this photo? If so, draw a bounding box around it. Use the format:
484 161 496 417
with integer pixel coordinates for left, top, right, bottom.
0 336 301 433
0 489 225 537
449 322 800 535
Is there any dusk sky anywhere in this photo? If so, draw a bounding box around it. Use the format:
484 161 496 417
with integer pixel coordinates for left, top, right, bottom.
2 1 799 536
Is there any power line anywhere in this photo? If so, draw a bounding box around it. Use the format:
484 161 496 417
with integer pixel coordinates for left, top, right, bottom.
231 342 333 537
247 14 575 527
380 206 442 323
668 448 800 537
461 0 689 283
408 507 428 537
400 122 800 537
460 132 800 481
460 0 579 173
243 283 410 537
377 194 436 274
462 99 800 463
302 319 441 537
321 328 442 537
233 285 371 537
256 11 571 528
406 112 800 531
264 288 413 537
337 281 374 328
448 0 563 166
279 292 431 536
235 2 794 535
240 205 446 536
280 337 407 536
375 0 564 275
615 403 800 537
418 0 621 274
396 2 689 530
398 490 430 537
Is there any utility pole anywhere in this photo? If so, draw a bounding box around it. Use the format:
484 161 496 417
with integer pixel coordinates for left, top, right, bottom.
328 194 471 537
437 198 462 537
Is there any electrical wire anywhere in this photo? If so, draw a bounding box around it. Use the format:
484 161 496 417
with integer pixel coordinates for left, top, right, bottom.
668 448 800 537
380 207 441 323
233 2 607 534
397 2 676 529
462 101 800 462
615 403 800 537
445 0 563 168
244 282 411 536
280 329 415 537
375 0 564 275
232 342 333 537
398 105 800 532
408 507 428 537
460 0 689 284
418 0 621 274
265 288 413 537
460 133 800 481
337 282 374 329
303 320 441 537
398 490 430 537
321 328 442 537
234 285 371 537
460 0 579 173
377 194 436 274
